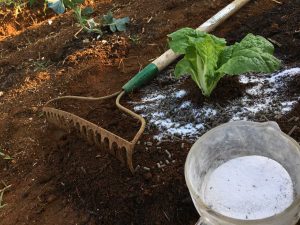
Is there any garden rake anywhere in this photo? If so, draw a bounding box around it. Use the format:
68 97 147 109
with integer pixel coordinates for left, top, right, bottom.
43 0 250 173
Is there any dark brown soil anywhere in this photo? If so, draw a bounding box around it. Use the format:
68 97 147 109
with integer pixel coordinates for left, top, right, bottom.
0 0 299 225
180 76 247 107
215 0 300 65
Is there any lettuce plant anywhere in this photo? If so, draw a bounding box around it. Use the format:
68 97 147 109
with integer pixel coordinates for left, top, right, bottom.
47 0 129 35
168 28 281 96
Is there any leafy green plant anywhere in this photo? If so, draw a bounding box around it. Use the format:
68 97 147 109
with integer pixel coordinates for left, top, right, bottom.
32 59 51 71
0 149 12 160
168 28 281 96
29 0 35 5
0 0 42 16
129 34 141 45
29 0 37 6
102 11 129 32
0 0 26 17
47 0 129 35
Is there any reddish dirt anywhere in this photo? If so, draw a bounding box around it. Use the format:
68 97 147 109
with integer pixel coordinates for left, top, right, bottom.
0 0 299 225
0 1 53 38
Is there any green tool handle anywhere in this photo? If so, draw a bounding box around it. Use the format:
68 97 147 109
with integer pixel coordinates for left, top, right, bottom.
122 63 159 93
122 0 251 93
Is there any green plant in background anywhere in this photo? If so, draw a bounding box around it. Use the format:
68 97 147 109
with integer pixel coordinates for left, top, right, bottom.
33 59 51 72
102 11 129 32
0 0 44 16
0 0 26 17
47 0 129 35
28 0 37 6
0 148 12 160
168 28 281 96
129 34 141 45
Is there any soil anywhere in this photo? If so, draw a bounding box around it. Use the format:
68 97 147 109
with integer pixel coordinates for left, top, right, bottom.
0 0 299 225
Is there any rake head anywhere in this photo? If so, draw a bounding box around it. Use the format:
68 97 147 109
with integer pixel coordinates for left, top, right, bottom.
43 91 145 173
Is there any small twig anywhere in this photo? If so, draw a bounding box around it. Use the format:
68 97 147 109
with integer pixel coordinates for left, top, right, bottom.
118 58 125 72
165 150 172 159
1 181 7 187
62 56 69 65
288 116 296 122
288 125 298 136
0 192 6 209
0 185 11 193
74 27 84 39
30 15 37 25
270 0 282 4
138 64 143 72
0 184 12 209
14 20 21 26
267 38 282 47
147 16 153 23
227 100 234 104
162 210 170 221
173 136 182 141
135 165 141 172
143 166 150 171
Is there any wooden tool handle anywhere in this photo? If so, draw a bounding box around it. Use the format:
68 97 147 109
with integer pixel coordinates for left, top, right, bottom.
122 0 251 93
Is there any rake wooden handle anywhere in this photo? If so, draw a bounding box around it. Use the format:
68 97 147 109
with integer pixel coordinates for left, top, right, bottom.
122 0 251 93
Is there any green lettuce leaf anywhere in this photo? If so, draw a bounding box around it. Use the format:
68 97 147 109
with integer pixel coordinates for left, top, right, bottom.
238 33 275 54
168 29 281 96
217 34 281 75
175 35 225 96
168 27 226 54
168 28 206 54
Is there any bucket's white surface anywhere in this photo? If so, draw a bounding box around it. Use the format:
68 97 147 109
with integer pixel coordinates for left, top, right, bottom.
202 155 294 220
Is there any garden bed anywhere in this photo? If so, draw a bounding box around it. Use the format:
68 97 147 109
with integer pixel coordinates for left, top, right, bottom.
0 0 299 225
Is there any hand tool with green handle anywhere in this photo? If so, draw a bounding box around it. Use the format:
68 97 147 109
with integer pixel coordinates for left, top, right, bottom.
43 0 250 173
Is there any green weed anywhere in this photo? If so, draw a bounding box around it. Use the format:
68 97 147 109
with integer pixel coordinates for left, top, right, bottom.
0 148 13 160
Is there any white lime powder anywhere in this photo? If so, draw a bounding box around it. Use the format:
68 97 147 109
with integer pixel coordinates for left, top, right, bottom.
203 156 294 220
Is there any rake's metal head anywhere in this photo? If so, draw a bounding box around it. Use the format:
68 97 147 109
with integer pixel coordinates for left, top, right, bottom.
43 91 145 173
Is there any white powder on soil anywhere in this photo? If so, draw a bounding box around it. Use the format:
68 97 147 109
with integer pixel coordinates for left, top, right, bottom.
202 156 294 220
131 67 300 141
